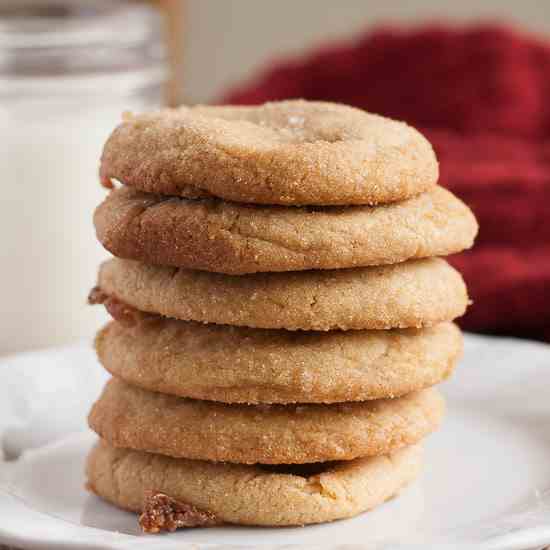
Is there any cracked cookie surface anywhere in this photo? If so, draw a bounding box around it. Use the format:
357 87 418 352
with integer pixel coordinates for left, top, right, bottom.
96 319 462 404
94 186 477 274
95 257 468 330
88 379 444 464
86 440 422 527
100 100 438 206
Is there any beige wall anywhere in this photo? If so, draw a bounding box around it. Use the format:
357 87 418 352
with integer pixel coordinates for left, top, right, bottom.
183 0 550 104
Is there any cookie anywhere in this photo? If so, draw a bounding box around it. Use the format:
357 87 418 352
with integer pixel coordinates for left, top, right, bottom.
89 379 444 464
86 440 422 527
99 100 438 206
94 257 468 331
96 319 462 404
94 186 477 274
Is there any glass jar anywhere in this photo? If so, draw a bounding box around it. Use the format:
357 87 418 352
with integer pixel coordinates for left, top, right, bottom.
0 0 166 354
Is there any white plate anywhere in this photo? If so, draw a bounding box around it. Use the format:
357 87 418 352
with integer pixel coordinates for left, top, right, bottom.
1 334 550 550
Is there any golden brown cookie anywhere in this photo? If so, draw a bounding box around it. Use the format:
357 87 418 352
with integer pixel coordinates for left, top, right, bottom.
95 257 468 331
100 100 438 206
96 319 462 404
89 378 444 464
94 186 477 274
86 440 423 527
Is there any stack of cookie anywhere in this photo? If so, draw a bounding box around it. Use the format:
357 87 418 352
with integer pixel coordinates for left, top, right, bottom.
86 100 477 531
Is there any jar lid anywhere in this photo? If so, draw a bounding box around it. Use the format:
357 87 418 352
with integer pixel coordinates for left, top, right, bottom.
0 0 165 78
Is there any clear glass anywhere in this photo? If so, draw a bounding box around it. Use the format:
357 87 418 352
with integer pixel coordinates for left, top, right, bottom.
0 0 166 354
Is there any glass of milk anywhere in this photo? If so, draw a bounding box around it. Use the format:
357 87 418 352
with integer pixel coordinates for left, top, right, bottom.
0 1 166 354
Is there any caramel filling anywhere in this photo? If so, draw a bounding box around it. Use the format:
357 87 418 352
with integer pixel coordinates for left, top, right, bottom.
88 286 155 327
139 491 220 533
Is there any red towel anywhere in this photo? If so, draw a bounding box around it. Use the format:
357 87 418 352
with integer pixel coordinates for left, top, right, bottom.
223 24 550 342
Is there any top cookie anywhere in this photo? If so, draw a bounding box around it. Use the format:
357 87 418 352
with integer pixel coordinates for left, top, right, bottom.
100 100 438 206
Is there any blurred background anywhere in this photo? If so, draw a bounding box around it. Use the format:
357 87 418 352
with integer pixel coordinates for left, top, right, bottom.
184 1 550 103
1 0 549 355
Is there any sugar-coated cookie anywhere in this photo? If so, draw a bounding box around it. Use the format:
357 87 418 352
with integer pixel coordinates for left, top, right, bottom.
86 440 422 527
100 100 438 206
89 378 444 464
94 257 468 330
95 186 477 274
96 319 462 404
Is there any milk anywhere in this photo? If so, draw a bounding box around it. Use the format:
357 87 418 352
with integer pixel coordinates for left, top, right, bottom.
1 101 131 354
0 2 165 354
